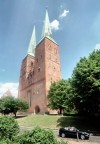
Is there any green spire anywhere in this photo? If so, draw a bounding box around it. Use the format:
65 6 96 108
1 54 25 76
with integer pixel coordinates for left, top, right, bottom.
40 9 57 44
42 9 52 38
27 26 36 56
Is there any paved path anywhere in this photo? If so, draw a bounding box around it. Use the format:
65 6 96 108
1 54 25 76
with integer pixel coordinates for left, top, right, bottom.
20 126 100 144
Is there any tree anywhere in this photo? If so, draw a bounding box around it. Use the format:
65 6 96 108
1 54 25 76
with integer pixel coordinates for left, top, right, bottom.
12 98 29 117
0 97 11 115
0 116 19 140
0 96 29 117
71 50 100 115
48 79 73 114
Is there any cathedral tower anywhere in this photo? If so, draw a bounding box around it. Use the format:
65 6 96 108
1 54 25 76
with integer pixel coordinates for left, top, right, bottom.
18 10 62 114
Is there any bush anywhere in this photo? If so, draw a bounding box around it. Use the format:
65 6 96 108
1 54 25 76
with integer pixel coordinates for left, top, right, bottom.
0 139 13 144
15 127 67 144
0 116 68 144
0 116 19 140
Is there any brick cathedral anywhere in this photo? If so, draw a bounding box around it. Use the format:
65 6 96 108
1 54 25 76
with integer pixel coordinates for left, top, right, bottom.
18 10 62 114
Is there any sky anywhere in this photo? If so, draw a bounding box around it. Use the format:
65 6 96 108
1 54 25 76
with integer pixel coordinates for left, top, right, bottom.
0 0 100 97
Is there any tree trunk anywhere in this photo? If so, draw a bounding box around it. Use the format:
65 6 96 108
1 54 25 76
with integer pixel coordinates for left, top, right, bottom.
59 108 62 115
14 112 16 118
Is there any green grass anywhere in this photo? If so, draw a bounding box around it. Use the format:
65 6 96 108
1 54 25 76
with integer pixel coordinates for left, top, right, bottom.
16 114 100 131
16 115 62 129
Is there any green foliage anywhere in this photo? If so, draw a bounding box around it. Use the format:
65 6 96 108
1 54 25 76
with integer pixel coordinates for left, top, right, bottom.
48 79 73 114
0 97 11 115
71 49 100 115
14 127 65 144
0 139 10 144
0 116 68 144
0 96 29 117
0 139 16 144
60 141 68 144
0 116 19 140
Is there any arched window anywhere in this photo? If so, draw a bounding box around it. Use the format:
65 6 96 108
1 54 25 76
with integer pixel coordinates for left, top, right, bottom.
31 62 33 67
54 48 57 54
38 67 40 72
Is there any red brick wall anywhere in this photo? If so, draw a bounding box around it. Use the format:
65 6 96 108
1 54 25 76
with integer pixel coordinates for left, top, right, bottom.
18 37 62 114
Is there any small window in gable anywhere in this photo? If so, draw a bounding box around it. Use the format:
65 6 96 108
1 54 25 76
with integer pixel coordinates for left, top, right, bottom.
48 44 51 50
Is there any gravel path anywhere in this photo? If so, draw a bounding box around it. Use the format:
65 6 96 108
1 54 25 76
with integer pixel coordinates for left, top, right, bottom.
20 126 100 144
68 141 99 144
59 136 100 144
57 133 100 144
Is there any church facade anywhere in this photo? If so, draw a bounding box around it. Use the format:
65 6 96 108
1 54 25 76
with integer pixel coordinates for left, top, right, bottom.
18 10 62 114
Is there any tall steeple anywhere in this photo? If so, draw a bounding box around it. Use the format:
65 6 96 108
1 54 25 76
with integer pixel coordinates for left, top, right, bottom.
42 9 52 38
41 9 57 44
27 26 36 57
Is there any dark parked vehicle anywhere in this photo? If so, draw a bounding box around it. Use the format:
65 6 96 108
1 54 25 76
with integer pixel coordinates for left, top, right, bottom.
59 127 89 140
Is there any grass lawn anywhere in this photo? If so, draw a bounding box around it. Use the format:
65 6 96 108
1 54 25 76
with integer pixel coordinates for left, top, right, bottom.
16 115 62 129
16 114 100 131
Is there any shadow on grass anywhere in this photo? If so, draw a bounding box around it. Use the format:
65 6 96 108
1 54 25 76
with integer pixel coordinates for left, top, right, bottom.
57 116 100 132
16 115 27 119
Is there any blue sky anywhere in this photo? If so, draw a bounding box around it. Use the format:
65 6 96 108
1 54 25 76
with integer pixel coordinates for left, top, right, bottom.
0 0 100 96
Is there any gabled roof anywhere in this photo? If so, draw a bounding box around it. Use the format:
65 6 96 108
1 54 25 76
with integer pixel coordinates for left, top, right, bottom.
3 89 12 97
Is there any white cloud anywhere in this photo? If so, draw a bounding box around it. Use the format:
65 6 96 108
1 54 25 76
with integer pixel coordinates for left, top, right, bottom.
50 20 60 31
95 44 100 50
0 82 19 98
59 9 69 18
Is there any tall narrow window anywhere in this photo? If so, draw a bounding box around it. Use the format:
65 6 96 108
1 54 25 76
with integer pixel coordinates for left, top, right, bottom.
31 62 33 67
54 48 57 54
38 67 40 72
40 55 42 58
27 91 31 107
